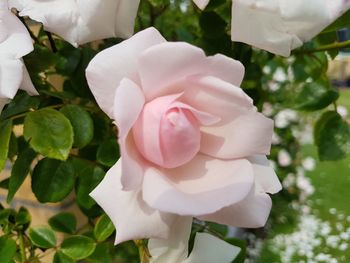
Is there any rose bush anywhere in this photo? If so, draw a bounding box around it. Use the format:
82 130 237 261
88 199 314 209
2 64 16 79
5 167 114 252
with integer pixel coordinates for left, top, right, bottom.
230 0 350 56
148 217 240 263
9 0 140 46
0 1 36 112
87 27 281 244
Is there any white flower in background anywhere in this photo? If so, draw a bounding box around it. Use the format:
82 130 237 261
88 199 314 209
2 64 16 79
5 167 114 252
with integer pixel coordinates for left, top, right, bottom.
231 0 350 56
9 0 140 47
275 109 298 129
192 0 210 10
278 149 292 167
148 217 240 263
0 1 37 113
337 105 348 117
302 157 316 171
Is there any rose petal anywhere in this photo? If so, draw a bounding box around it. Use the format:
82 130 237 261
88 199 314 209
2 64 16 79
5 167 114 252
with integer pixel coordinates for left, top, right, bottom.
198 186 272 228
206 54 245 87
20 65 38 96
198 156 281 227
200 111 274 159
86 27 166 118
119 133 147 190
183 232 241 263
231 0 350 56
114 0 141 38
249 155 282 194
113 78 145 138
0 59 23 99
183 75 253 122
0 9 33 58
90 160 176 244
138 42 207 101
149 217 192 263
143 154 254 216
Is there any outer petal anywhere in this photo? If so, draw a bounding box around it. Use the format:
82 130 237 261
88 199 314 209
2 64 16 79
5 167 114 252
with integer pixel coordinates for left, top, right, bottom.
119 133 147 190
231 0 350 56
198 156 281 227
10 0 141 46
113 78 145 138
143 154 254 216
86 27 166 118
182 75 253 122
0 8 33 58
183 232 241 263
90 160 176 244
138 42 207 101
200 111 274 159
149 217 192 263
20 65 38 96
0 59 23 99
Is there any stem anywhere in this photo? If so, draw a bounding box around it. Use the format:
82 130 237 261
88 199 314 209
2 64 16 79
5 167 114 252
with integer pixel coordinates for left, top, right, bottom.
45 31 58 53
295 40 350 54
18 233 26 263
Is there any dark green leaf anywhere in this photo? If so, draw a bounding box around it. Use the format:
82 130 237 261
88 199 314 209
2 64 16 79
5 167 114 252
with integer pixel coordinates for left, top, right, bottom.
49 212 77 234
29 226 57 248
294 81 339 111
315 111 350 161
32 158 75 203
60 105 94 149
87 243 112 263
96 138 119 167
61 236 96 260
0 236 16 263
7 148 36 203
94 214 115 242
322 10 350 33
0 119 12 171
53 251 75 263
200 11 227 39
24 108 73 160
15 207 31 228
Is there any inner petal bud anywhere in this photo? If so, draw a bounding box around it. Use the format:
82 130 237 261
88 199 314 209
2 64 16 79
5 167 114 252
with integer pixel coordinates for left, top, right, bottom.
160 108 200 168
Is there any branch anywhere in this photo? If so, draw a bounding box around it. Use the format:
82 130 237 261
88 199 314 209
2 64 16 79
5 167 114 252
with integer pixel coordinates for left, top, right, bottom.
294 40 350 54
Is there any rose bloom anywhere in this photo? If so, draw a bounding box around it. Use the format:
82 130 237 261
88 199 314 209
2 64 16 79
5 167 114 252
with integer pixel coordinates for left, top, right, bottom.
87 27 281 244
0 1 37 112
9 0 140 46
148 217 240 263
230 0 350 56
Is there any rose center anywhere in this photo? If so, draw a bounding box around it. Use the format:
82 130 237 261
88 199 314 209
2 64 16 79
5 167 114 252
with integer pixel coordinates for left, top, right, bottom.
132 97 201 169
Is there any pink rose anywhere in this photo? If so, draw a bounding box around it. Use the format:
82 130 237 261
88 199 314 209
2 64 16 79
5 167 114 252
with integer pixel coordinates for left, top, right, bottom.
87 27 281 243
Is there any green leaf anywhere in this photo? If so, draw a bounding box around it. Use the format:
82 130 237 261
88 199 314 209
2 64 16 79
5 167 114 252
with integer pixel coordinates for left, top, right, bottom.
15 207 31 228
60 105 94 149
0 237 16 263
294 81 339 111
32 158 75 203
200 11 227 39
322 10 350 33
7 148 36 203
24 108 73 160
0 119 12 171
49 212 77 234
0 91 40 121
29 226 57 248
73 158 105 216
315 111 350 161
87 243 112 263
94 214 115 242
96 138 119 167
53 251 75 263
61 236 96 260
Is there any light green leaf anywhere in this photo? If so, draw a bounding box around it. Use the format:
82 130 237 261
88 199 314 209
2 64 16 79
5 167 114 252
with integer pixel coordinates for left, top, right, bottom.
53 251 75 263
94 214 115 242
0 119 12 171
0 236 16 263
29 226 57 248
61 236 96 260
24 108 73 160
